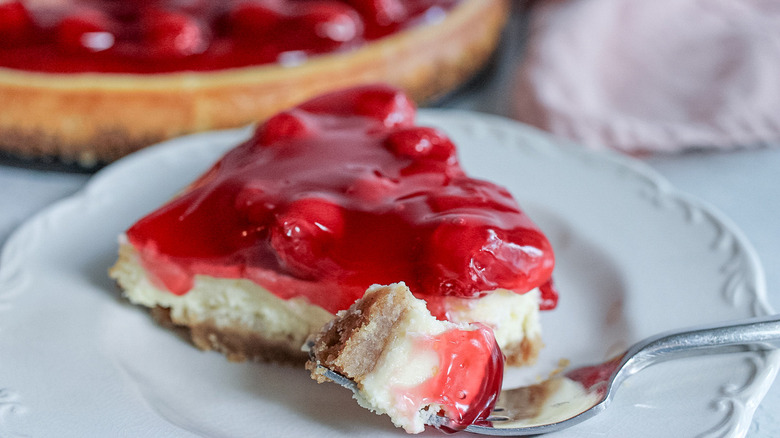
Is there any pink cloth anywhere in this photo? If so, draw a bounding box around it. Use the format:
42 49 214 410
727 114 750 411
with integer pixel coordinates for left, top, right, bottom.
513 0 780 154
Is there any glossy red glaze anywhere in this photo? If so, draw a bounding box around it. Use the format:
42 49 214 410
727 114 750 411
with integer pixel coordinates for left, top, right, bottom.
405 324 504 431
0 0 457 73
539 279 559 311
0 1 36 46
566 356 622 395
126 85 556 313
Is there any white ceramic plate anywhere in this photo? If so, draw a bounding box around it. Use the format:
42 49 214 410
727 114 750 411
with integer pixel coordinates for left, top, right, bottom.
0 111 776 438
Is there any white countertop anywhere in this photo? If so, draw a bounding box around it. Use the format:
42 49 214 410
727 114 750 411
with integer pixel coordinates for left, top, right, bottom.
0 6 778 437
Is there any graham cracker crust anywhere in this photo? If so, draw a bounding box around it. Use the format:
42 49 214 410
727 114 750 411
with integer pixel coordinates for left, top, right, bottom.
306 284 414 382
150 306 310 364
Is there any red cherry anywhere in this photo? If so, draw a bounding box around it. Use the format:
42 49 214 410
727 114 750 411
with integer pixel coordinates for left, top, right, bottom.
298 2 363 44
353 86 416 128
256 109 313 146
56 10 117 54
345 171 397 202
427 181 520 214
0 1 34 46
229 2 284 38
346 0 406 27
357 88 415 127
287 197 345 236
423 218 551 298
298 85 415 128
422 218 490 297
420 324 504 430
385 127 455 161
143 10 209 58
234 185 275 224
270 197 345 278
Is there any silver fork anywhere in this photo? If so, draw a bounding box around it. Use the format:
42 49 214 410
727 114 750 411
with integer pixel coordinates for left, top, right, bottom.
315 314 780 435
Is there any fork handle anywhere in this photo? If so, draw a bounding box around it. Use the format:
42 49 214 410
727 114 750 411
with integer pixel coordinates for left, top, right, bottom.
618 314 780 380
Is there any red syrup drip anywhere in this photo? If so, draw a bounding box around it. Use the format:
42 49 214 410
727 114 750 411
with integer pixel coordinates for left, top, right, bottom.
539 279 559 311
126 85 556 314
565 356 622 396
404 324 504 432
0 0 457 73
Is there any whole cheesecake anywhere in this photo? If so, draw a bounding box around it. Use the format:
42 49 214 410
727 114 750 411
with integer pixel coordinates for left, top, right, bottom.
109 84 557 365
0 0 509 166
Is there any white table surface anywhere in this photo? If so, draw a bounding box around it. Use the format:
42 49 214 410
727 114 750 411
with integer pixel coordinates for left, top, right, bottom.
1 5 778 437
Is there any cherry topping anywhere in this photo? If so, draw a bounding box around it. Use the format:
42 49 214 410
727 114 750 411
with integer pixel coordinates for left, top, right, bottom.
229 2 284 38
230 1 363 52
126 85 556 313
427 181 520 214
270 197 345 278
345 171 398 202
539 280 559 311
422 213 553 298
385 127 455 161
300 84 416 128
234 185 274 224
56 10 117 54
143 10 209 58
410 324 504 431
0 1 34 47
346 0 407 27
422 219 494 298
354 86 416 128
299 1 363 44
0 0 458 73
256 109 314 146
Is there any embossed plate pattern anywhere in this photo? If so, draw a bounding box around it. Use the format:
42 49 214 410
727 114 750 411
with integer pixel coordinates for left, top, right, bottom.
0 110 777 437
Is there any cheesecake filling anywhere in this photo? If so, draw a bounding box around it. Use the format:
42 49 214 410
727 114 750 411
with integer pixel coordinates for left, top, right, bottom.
428 288 543 354
112 241 543 363
112 240 333 351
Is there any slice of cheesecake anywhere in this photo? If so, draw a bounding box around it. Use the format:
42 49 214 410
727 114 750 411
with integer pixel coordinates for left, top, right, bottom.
109 84 557 365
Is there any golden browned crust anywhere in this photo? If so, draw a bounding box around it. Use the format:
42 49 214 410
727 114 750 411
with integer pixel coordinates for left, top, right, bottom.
150 306 309 364
306 284 414 382
110 240 335 365
0 0 510 166
506 335 543 367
